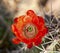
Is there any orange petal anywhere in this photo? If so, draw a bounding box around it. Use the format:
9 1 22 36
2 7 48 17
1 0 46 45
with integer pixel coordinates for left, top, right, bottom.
34 38 42 46
14 17 18 23
38 16 45 26
26 10 39 22
41 27 48 38
27 43 33 48
12 38 21 44
11 24 16 33
26 10 35 17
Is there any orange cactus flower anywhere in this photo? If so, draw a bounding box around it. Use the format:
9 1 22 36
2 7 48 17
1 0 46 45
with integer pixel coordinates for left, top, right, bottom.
11 10 48 48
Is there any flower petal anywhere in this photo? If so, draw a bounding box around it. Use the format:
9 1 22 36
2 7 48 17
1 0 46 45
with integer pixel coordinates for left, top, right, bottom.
34 38 42 46
12 38 21 44
27 43 33 48
26 10 39 24
14 17 18 23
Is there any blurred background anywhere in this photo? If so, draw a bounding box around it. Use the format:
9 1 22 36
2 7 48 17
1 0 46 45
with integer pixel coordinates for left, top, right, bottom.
0 0 60 53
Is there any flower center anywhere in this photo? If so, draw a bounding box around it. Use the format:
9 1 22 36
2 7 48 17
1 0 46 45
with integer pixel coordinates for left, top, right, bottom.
27 26 33 32
23 24 38 39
